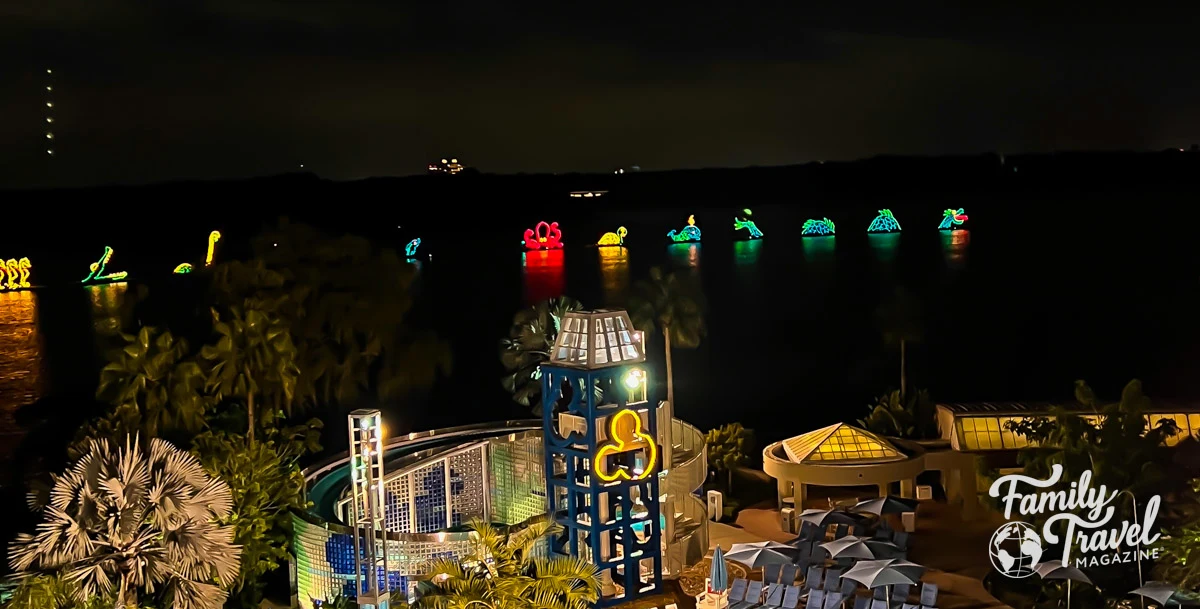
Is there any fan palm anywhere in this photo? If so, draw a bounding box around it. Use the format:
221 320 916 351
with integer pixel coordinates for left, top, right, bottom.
10 436 241 609
422 518 599 609
500 296 584 412
628 266 706 467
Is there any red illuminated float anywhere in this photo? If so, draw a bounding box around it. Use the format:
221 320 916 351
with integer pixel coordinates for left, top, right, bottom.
522 221 564 250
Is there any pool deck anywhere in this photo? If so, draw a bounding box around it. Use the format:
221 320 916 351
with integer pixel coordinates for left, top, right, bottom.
709 477 1011 609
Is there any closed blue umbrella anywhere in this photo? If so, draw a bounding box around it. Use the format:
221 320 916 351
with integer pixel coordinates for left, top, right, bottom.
710 545 729 592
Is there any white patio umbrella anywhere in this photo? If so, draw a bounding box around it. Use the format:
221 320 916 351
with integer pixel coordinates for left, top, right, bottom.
819 536 900 561
1035 560 1091 609
732 540 800 554
1130 582 1185 607
725 545 793 569
841 559 926 606
850 496 919 516
799 508 860 528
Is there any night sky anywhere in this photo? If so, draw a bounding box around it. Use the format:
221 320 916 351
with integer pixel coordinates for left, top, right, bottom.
4 2 1200 188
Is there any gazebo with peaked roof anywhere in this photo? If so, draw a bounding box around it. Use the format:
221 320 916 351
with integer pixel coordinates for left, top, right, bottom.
781 423 906 465
762 423 977 519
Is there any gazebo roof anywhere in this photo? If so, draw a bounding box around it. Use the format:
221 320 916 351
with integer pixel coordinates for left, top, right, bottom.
549 309 646 369
781 423 906 465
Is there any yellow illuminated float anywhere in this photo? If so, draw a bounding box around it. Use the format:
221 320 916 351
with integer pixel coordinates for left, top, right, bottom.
173 230 222 274
597 226 628 246
82 246 128 284
0 258 32 290
594 408 658 482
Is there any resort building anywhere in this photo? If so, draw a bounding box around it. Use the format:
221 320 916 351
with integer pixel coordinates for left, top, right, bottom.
292 309 709 609
762 423 982 528
427 158 464 174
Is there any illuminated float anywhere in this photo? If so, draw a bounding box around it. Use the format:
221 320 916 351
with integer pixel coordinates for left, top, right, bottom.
82 246 128 284
668 214 702 243
938 208 968 230
405 238 421 258
172 230 221 274
867 209 901 233
522 221 564 250
0 258 33 291
596 226 628 246
800 218 836 236
733 209 763 239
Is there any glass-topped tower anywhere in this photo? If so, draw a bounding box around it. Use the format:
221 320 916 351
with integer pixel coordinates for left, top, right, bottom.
541 309 663 607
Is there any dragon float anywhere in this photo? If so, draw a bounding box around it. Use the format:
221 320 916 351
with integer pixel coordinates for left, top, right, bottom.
733 209 763 239
938 208 968 230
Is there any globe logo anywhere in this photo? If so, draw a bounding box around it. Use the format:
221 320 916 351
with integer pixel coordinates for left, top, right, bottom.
989 521 1043 578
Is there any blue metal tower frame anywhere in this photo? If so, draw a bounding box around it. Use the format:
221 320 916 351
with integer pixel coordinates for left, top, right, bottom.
541 364 663 607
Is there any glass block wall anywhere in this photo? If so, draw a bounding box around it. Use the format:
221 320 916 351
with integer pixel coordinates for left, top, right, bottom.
293 513 474 609
487 434 548 525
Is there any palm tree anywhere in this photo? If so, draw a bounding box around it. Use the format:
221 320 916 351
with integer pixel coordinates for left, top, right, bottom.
422 518 599 609
876 286 922 400
201 299 299 442
248 218 452 409
500 296 584 413
95 326 209 439
10 436 241 609
629 267 706 467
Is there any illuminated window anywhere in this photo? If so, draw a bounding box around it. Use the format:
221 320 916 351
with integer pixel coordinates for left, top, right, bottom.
781 423 905 464
549 310 645 369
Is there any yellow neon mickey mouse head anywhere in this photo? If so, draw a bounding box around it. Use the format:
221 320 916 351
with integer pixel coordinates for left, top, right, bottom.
594 409 658 482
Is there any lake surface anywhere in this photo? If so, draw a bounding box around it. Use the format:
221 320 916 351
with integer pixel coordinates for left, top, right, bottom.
4 204 1199 454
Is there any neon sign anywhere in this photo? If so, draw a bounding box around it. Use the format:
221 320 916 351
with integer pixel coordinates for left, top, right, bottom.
988 464 1162 571
0 258 32 290
668 215 701 243
82 246 128 284
523 221 564 250
594 409 658 482
174 230 222 274
939 208 968 230
867 210 901 233
734 209 763 239
597 226 627 246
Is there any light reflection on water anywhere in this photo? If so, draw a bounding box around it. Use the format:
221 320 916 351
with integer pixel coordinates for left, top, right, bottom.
733 240 762 266
942 230 970 269
801 235 836 265
0 291 43 431
867 233 901 263
598 247 630 306
667 243 700 271
521 249 566 305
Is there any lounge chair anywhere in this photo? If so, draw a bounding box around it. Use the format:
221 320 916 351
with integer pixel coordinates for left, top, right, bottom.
919 583 938 607
780 564 798 584
728 579 749 603
765 564 783 584
764 584 785 607
804 590 825 609
823 568 842 592
782 585 802 609
805 566 824 590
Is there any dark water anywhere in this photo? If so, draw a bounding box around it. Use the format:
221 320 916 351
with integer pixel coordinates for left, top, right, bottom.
3 204 1199 453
